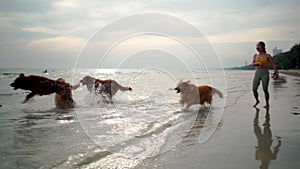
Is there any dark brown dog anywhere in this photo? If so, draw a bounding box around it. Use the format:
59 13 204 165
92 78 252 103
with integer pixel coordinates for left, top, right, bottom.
10 74 75 108
80 75 132 103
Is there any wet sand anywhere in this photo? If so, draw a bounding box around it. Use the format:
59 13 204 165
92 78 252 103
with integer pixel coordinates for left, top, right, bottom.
280 69 300 77
139 72 300 169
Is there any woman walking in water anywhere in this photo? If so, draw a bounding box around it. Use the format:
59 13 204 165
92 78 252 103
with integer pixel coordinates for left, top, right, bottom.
252 41 278 108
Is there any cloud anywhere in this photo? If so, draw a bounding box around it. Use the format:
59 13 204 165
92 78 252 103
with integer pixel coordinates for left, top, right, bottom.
27 36 85 53
208 26 300 43
0 0 299 68
54 0 80 9
21 26 60 35
0 0 54 13
0 16 12 28
166 0 300 41
2 0 299 42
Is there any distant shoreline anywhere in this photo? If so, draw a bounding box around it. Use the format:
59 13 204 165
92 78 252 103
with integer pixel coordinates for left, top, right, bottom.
225 66 300 77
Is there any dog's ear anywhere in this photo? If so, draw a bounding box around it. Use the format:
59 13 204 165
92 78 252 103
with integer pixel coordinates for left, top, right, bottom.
186 80 190 83
20 73 24 77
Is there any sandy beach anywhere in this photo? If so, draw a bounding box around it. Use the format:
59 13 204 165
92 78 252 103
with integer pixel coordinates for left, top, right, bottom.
138 71 300 169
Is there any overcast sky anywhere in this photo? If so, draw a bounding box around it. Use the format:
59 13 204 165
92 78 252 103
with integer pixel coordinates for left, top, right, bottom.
0 0 299 69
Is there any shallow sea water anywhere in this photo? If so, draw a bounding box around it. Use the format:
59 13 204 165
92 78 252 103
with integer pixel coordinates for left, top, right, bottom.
0 68 299 169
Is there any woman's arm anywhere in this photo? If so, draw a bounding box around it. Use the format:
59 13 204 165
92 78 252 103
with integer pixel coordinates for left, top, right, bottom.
267 54 278 74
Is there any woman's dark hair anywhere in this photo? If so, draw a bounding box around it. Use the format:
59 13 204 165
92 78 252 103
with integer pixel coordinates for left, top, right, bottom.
257 41 266 53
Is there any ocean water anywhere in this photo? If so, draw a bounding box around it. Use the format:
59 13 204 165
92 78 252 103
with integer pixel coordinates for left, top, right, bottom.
0 68 299 169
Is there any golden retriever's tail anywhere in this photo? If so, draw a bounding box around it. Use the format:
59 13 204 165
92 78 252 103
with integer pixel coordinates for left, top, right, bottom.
112 80 132 91
119 86 132 91
210 87 223 98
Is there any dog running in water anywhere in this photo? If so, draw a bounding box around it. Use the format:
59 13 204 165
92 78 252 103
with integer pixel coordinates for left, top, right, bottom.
175 80 223 109
10 74 77 109
54 78 79 109
80 75 132 103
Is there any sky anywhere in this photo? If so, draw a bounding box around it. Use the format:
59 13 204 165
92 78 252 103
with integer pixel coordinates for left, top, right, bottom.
0 0 299 69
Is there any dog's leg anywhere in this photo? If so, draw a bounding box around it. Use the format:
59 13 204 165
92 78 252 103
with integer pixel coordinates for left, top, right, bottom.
180 99 184 107
99 94 113 104
23 92 36 103
100 95 109 104
185 103 192 110
201 103 210 112
107 87 114 104
65 97 75 108
108 98 114 104
106 94 114 104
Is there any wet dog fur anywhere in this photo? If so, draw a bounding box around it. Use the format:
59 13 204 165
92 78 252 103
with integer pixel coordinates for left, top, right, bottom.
10 74 77 109
175 80 223 109
80 75 132 103
54 78 79 109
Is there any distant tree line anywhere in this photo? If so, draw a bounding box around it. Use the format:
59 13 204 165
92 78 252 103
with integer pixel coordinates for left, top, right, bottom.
230 43 300 70
272 43 300 69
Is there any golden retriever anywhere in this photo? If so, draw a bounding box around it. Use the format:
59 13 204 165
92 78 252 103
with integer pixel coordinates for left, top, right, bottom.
54 78 79 109
175 80 223 109
80 75 132 103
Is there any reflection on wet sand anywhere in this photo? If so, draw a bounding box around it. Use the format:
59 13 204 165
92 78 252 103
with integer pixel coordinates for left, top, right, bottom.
272 76 287 90
182 108 210 144
253 108 281 169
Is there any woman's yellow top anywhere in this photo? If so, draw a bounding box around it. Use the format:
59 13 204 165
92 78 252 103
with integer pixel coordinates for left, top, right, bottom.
255 54 269 68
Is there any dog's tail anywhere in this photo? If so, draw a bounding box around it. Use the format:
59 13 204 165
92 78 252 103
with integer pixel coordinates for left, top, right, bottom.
112 81 132 91
119 86 132 91
210 87 223 98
